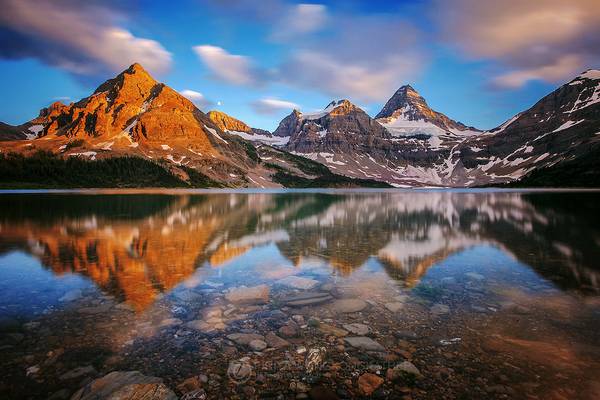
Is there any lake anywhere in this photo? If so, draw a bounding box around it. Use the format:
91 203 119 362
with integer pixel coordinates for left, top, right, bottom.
0 190 599 399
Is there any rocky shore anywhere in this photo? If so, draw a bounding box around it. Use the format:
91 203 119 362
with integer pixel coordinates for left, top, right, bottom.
1 268 599 399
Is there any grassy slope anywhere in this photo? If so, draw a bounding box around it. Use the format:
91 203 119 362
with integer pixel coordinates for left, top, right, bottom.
260 145 392 188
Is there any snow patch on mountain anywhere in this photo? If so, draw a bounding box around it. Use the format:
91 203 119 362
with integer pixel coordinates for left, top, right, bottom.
228 130 290 146
553 119 585 132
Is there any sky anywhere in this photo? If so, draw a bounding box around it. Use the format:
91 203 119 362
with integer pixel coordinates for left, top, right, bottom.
0 0 599 131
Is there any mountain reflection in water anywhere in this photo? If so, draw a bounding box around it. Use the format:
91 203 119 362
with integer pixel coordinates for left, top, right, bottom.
0 191 598 311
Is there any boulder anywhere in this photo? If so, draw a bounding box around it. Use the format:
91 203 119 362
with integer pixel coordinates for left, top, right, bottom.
70 371 176 400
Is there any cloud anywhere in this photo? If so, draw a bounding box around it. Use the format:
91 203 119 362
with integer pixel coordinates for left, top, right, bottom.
435 0 600 87
180 89 213 109
251 98 299 115
0 0 172 79
193 45 265 86
279 15 425 102
198 1 426 102
284 51 422 103
492 55 583 88
270 4 328 41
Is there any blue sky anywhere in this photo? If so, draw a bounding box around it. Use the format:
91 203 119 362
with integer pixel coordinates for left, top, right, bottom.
1 0 598 131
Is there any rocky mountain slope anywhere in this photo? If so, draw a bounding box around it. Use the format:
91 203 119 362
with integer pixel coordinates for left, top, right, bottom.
457 69 600 186
207 110 287 146
277 71 600 187
0 64 385 188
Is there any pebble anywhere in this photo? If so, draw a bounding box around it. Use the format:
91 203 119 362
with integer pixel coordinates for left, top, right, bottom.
430 303 450 315
358 372 384 396
227 359 253 383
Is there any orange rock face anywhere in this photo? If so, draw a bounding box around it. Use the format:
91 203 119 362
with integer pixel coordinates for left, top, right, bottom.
34 64 220 151
207 110 251 133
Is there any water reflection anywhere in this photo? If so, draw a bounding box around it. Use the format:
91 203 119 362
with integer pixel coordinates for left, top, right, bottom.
0 191 598 312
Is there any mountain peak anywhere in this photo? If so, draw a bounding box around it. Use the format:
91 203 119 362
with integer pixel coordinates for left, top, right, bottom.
127 62 146 73
376 85 478 134
92 63 157 97
325 99 352 109
375 84 429 120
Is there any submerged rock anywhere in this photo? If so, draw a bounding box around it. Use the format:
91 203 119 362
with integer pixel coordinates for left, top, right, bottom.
387 361 422 381
227 359 253 383
344 336 385 352
70 371 177 400
384 302 404 312
304 347 327 374
60 365 96 380
275 276 319 290
358 373 384 396
343 323 370 336
264 332 291 349
227 333 265 346
331 299 367 313
59 289 83 302
281 292 333 307
249 339 267 351
430 303 450 315
225 285 269 304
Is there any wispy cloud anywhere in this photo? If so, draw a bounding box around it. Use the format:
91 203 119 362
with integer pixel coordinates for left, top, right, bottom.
180 89 212 109
251 98 299 115
278 14 425 102
193 45 266 86
435 0 600 87
269 4 328 41
0 0 172 79
197 2 426 103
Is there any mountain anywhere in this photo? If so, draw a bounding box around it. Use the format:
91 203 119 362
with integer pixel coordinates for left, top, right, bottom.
375 85 480 138
276 99 390 152
0 64 388 189
278 71 600 187
453 69 600 186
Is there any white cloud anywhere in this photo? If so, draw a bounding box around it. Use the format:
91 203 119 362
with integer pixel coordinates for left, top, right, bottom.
435 0 600 87
0 0 172 78
251 98 300 115
179 89 213 109
270 4 328 41
279 15 425 102
285 51 422 103
193 45 264 86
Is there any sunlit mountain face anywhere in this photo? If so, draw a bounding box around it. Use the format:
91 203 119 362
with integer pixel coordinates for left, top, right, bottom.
0 191 598 312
